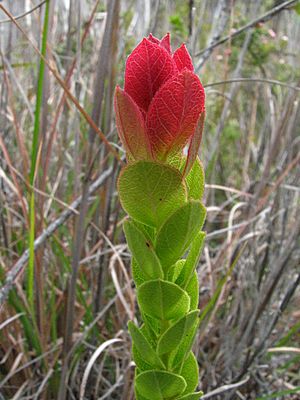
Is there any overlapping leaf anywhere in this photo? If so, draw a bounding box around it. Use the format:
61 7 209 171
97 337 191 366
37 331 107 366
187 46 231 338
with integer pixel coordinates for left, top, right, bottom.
135 370 187 400
124 38 175 112
128 321 165 369
114 87 150 160
148 33 172 54
186 271 199 311
184 157 205 200
137 279 190 320
179 352 199 395
173 44 194 72
118 161 187 228
170 318 199 369
183 112 206 177
146 70 205 159
157 311 199 357
124 220 163 279
155 201 206 270
176 231 206 289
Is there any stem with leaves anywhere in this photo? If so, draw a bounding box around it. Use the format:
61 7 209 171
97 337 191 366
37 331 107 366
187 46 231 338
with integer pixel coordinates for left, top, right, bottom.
114 33 206 399
118 158 206 399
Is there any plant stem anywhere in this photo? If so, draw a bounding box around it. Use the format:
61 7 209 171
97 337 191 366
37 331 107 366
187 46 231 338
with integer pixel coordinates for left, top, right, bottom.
27 0 50 313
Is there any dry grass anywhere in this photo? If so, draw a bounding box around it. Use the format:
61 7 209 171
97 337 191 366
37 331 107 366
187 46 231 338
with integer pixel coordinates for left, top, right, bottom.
0 1 299 399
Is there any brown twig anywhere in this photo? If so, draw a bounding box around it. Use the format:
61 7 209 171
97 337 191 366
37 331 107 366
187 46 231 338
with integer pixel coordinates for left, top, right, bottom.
0 167 113 307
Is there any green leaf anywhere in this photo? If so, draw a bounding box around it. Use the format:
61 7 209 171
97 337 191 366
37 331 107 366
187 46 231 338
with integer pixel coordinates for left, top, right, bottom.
167 262 199 310
167 259 185 282
179 352 199 395
133 343 155 371
184 157 205 200
135 370 187 399
156 201 206 271
132 259 148 287
118 161 187 228
177 392 203 399
186 271 199 311
135 388 149 400
137 280 190 320
167 151 184 170
124 220 163 279
183 112 205 177
143 313 161 337
176 232 206 289
132 324 159 371
171 318 199 369
140 322 158 345
133 220 156 241
157 311 199 357
128 321 165 369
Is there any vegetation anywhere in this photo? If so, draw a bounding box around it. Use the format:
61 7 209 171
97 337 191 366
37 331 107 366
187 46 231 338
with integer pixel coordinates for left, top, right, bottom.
0 0 299 399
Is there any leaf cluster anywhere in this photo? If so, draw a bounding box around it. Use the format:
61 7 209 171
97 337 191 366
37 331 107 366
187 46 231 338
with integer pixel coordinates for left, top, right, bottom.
118 160 206 399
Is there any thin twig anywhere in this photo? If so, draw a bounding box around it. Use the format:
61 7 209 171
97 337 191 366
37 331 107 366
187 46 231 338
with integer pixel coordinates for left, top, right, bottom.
0 0 47 24
204 77 300 92
201 376 250 398
194 0 299 57
0 167 113 307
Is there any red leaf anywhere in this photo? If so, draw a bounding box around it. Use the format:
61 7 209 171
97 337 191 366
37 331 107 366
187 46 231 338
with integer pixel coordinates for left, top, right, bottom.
173 44 194 72
114 86 151 160
146 70 205 159
160 33 171 53
148 33 171 53
148 33 160 45
183 110 206 177
124 38 175 112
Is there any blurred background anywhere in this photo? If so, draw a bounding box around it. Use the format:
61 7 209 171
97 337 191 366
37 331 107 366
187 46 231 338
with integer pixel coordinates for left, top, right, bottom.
0 0 299 399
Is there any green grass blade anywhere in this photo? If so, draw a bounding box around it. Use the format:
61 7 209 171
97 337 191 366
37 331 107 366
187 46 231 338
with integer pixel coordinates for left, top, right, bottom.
29 0 50 184
256 386 300 400
27 0 50 311
275 319 300 347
